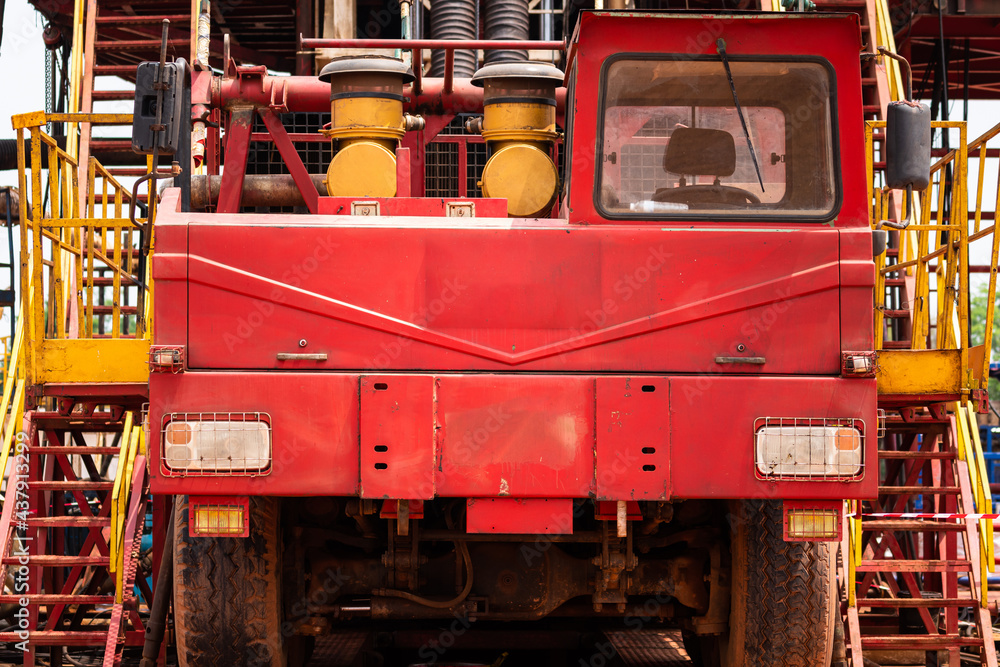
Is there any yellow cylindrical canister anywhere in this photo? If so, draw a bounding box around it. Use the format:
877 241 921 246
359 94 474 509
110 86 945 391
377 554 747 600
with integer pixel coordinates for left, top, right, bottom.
319 57 415 198
471 63 564 218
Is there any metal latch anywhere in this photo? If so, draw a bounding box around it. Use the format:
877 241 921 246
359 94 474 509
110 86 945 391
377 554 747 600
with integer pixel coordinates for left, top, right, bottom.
277 353 328 361
351 201 380 216
715 356 765 365
446 201 475 218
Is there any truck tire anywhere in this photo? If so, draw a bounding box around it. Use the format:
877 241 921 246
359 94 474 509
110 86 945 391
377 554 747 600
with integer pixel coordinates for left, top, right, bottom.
173 496 286 667
690 499 836 667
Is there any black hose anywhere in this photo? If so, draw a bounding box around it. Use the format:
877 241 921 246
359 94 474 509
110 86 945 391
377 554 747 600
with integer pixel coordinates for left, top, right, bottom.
484 0 529 65
376 541 473 609
138 504 175 667
0 137 67 171
429 0 478 78
0 140 20 172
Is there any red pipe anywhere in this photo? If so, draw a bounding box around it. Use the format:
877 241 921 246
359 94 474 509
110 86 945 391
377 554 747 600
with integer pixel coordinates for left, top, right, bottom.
214 73 493 115
212 71 565 127
300 37 565 51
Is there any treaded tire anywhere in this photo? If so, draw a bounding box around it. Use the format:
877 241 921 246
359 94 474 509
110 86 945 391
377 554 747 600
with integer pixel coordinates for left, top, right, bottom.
693 499 835 667
174 496 286 667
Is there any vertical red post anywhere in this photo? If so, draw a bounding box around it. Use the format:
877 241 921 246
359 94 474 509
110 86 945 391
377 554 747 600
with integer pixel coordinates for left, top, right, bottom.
444 49 455 94
412 48 423 96
396 147 412 198
296 0 314 76
216 108 254 214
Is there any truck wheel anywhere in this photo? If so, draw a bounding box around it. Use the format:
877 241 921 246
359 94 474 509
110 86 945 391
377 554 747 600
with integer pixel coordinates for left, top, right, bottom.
173 496 286 667
690 499 836 667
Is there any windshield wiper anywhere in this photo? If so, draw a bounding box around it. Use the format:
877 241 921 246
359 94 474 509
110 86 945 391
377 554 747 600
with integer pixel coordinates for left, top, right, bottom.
716 38 765 192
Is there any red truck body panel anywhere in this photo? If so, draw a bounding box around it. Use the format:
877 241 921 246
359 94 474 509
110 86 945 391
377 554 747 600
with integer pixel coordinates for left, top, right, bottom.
150 13 876 505
148 370 876 499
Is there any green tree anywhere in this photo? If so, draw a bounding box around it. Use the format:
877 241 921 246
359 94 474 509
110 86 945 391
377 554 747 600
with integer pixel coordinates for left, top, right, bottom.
970 282 1000 401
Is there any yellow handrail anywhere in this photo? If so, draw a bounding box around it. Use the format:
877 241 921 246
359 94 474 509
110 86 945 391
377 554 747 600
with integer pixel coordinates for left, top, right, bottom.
1 110 159 592
109 413 142 604
867 120 1000 394
11 111 153 386
954 401 994 607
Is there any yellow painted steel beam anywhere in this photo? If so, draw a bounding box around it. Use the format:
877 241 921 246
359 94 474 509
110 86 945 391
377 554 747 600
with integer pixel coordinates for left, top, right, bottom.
966 401 994 572
110 413 134 578
876 349 963 395
36 339 150 384
11 112 133 129
0 380 26 484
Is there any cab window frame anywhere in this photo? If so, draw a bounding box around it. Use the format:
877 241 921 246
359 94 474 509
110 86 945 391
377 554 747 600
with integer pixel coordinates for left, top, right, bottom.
563 67 578 208
592 52 843 223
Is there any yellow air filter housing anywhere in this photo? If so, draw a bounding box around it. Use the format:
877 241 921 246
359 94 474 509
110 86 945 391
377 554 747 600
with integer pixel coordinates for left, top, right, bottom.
319 56 415 198
471 63 564 218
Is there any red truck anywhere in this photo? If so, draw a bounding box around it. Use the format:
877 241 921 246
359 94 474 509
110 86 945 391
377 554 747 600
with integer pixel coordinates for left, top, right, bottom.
150 11 875 667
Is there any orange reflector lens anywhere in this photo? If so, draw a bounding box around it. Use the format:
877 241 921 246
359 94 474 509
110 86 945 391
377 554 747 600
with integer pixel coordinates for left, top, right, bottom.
189 496 249 537
165 422 192 445
786 509 839 541
835 427 861 451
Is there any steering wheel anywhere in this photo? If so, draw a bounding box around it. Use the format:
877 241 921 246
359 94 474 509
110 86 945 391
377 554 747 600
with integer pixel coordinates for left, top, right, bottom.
652 184 761 207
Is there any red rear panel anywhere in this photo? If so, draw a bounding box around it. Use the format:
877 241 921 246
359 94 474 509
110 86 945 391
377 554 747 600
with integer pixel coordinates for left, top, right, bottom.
147 371 877 500
182 216 841 374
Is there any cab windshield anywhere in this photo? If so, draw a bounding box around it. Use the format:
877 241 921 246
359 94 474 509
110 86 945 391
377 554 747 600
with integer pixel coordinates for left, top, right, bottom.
597 58 838 220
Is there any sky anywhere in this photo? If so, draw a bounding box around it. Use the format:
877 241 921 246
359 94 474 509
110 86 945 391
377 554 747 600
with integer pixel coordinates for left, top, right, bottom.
0 0 997 334
0 0 46 176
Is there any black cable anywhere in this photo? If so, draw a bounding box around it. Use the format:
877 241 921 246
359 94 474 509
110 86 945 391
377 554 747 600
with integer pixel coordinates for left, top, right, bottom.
963 38 970 121
937 2 949 131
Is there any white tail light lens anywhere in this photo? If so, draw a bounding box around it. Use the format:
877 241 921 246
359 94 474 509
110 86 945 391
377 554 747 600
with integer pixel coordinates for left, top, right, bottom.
755 424 862 478
164 419 270 472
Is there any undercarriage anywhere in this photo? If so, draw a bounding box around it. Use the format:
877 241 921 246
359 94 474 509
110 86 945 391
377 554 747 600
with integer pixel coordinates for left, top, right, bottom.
173 497 836 667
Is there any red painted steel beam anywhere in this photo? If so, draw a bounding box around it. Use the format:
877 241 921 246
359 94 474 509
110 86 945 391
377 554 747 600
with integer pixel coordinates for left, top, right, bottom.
300 37 565 51
216 107 253 213
295 0 313 76
213 73 563 116
258 108 320 214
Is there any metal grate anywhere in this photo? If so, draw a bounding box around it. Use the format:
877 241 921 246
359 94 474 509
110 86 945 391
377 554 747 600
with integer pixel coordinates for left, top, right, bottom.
753 417 865 480
426 115 562 204
246 112 333 176
467 142 489 197
425 142 460 198
427 115 476 198
244 112 332 213
189 499 249 537
161 412 272 476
